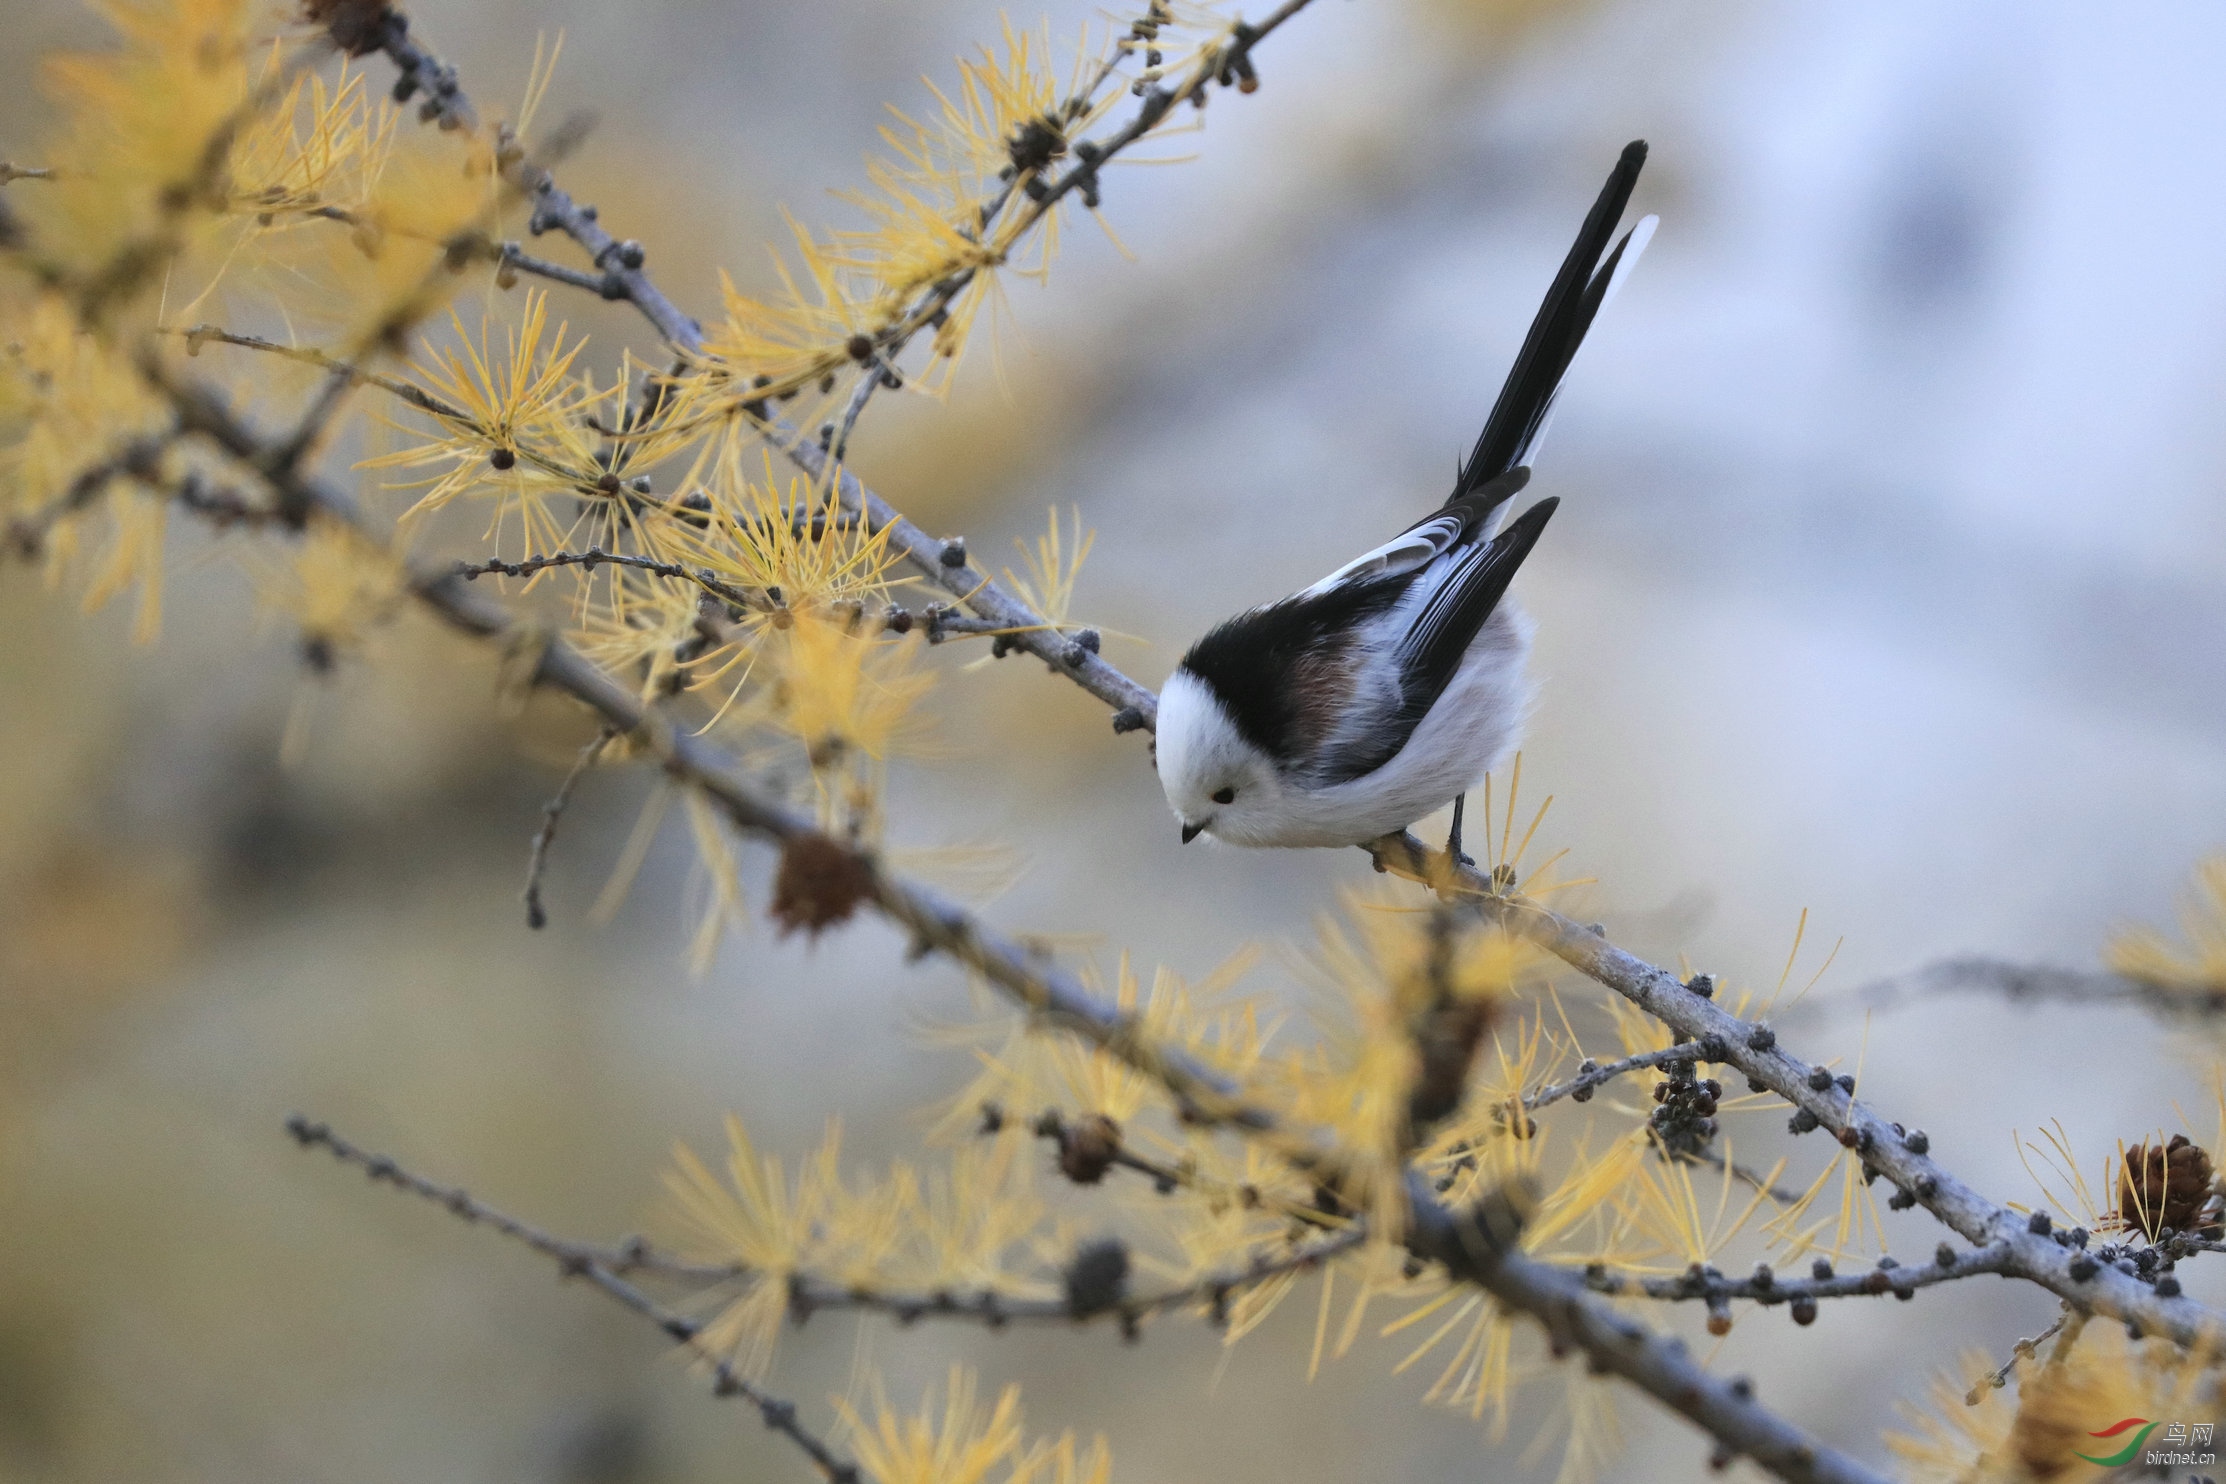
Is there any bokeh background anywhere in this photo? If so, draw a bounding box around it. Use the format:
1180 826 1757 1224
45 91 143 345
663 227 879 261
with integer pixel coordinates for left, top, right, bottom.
5 0 2226 1479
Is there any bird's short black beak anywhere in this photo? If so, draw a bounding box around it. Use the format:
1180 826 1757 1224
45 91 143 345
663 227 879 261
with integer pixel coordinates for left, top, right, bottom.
1180 820 1207 844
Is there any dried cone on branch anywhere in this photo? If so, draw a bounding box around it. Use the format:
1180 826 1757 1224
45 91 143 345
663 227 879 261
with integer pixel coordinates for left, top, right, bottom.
2117 1133 2217 1239
771 833 876 936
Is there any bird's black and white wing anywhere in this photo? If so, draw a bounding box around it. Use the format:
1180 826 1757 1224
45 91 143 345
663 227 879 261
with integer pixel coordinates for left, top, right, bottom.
1299 469 1531 596
1382 495 1557 721
1302 496 1558 784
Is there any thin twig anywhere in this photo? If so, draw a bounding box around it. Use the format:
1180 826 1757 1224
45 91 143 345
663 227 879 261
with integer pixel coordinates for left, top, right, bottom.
1819 956 2214 1021
802 1225 1366 1331
287 1111 1359 1336
455 549 760 614
284 1115 861 1483
178 325 704 518
1965 1310 2068 1405
1020 1105 1335 1228
828 360 886 468
794 1225 1369 1333
827 0 1323 407
1584 1241 2016 1308
2 426 180 556
1524 1045 1702 1110
257 201 602 299
1678 1147 1809 1208
176 324 463 418
499 239 608 296
524 728 612 930
0 163 55 185
276 358 371 472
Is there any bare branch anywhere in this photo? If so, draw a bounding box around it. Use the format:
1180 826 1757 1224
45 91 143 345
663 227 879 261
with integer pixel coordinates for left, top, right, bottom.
1585 1242 2016 1311
524 727 612 930
175 324 464 419
1018 1105 1339 1230
828 361 886 467
286 1110 1875 1481
1368 832 2226 1350
796 1226 1366 1333
284 1114 861 1484
1523 1045 1701 1111
497 239 611 297
288 1110 1359 1339
3 426 181 557
1407 1182 1892 1484
454 549 761 614
1829 955 2212 1020
1965 1310 2069 1406
1684 1147 1809 1208
330 8 702 349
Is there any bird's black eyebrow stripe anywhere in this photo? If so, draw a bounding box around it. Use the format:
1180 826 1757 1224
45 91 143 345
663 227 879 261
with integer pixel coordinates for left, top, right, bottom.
1177 576 1410 764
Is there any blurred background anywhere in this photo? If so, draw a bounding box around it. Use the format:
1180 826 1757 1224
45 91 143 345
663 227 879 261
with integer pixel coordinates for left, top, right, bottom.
5 0 2226 1479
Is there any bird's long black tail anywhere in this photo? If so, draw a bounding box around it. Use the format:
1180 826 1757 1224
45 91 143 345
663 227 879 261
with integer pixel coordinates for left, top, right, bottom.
1451 139 1649 508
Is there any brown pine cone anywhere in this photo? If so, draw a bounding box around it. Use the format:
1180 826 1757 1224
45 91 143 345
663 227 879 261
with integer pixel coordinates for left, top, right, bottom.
2118 1133 2216 1239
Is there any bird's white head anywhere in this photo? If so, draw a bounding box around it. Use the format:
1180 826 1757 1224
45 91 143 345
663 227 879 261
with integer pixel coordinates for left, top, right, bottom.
1154 666 1290 846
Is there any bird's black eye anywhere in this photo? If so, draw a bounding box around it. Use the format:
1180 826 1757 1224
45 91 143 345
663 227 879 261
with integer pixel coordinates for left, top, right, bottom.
1211 786 1236 805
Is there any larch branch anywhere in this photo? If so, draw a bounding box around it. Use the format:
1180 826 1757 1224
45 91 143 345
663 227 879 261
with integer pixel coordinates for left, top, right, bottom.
321 0 1361 733
1523 1044 1703 1110
1370 837 2226 1350
288 1110 1360 1334
284 1114 862 1484
1837 955 2211 1020
1407 1181 1893 1484
146 347 1885 1483
523 727 611 929
118 7 2213 1473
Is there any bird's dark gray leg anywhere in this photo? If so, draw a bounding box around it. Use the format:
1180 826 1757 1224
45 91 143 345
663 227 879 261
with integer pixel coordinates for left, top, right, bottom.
1447 793 1474 867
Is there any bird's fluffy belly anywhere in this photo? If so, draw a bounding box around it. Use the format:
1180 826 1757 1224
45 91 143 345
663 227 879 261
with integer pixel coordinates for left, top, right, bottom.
1215 603 1535 848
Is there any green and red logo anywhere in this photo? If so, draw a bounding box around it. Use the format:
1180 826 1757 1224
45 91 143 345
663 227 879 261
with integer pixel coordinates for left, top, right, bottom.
2076 1418 2159 1466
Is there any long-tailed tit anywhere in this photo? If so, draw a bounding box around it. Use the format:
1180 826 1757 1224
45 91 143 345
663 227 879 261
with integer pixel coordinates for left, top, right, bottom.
1157 141 1655 851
